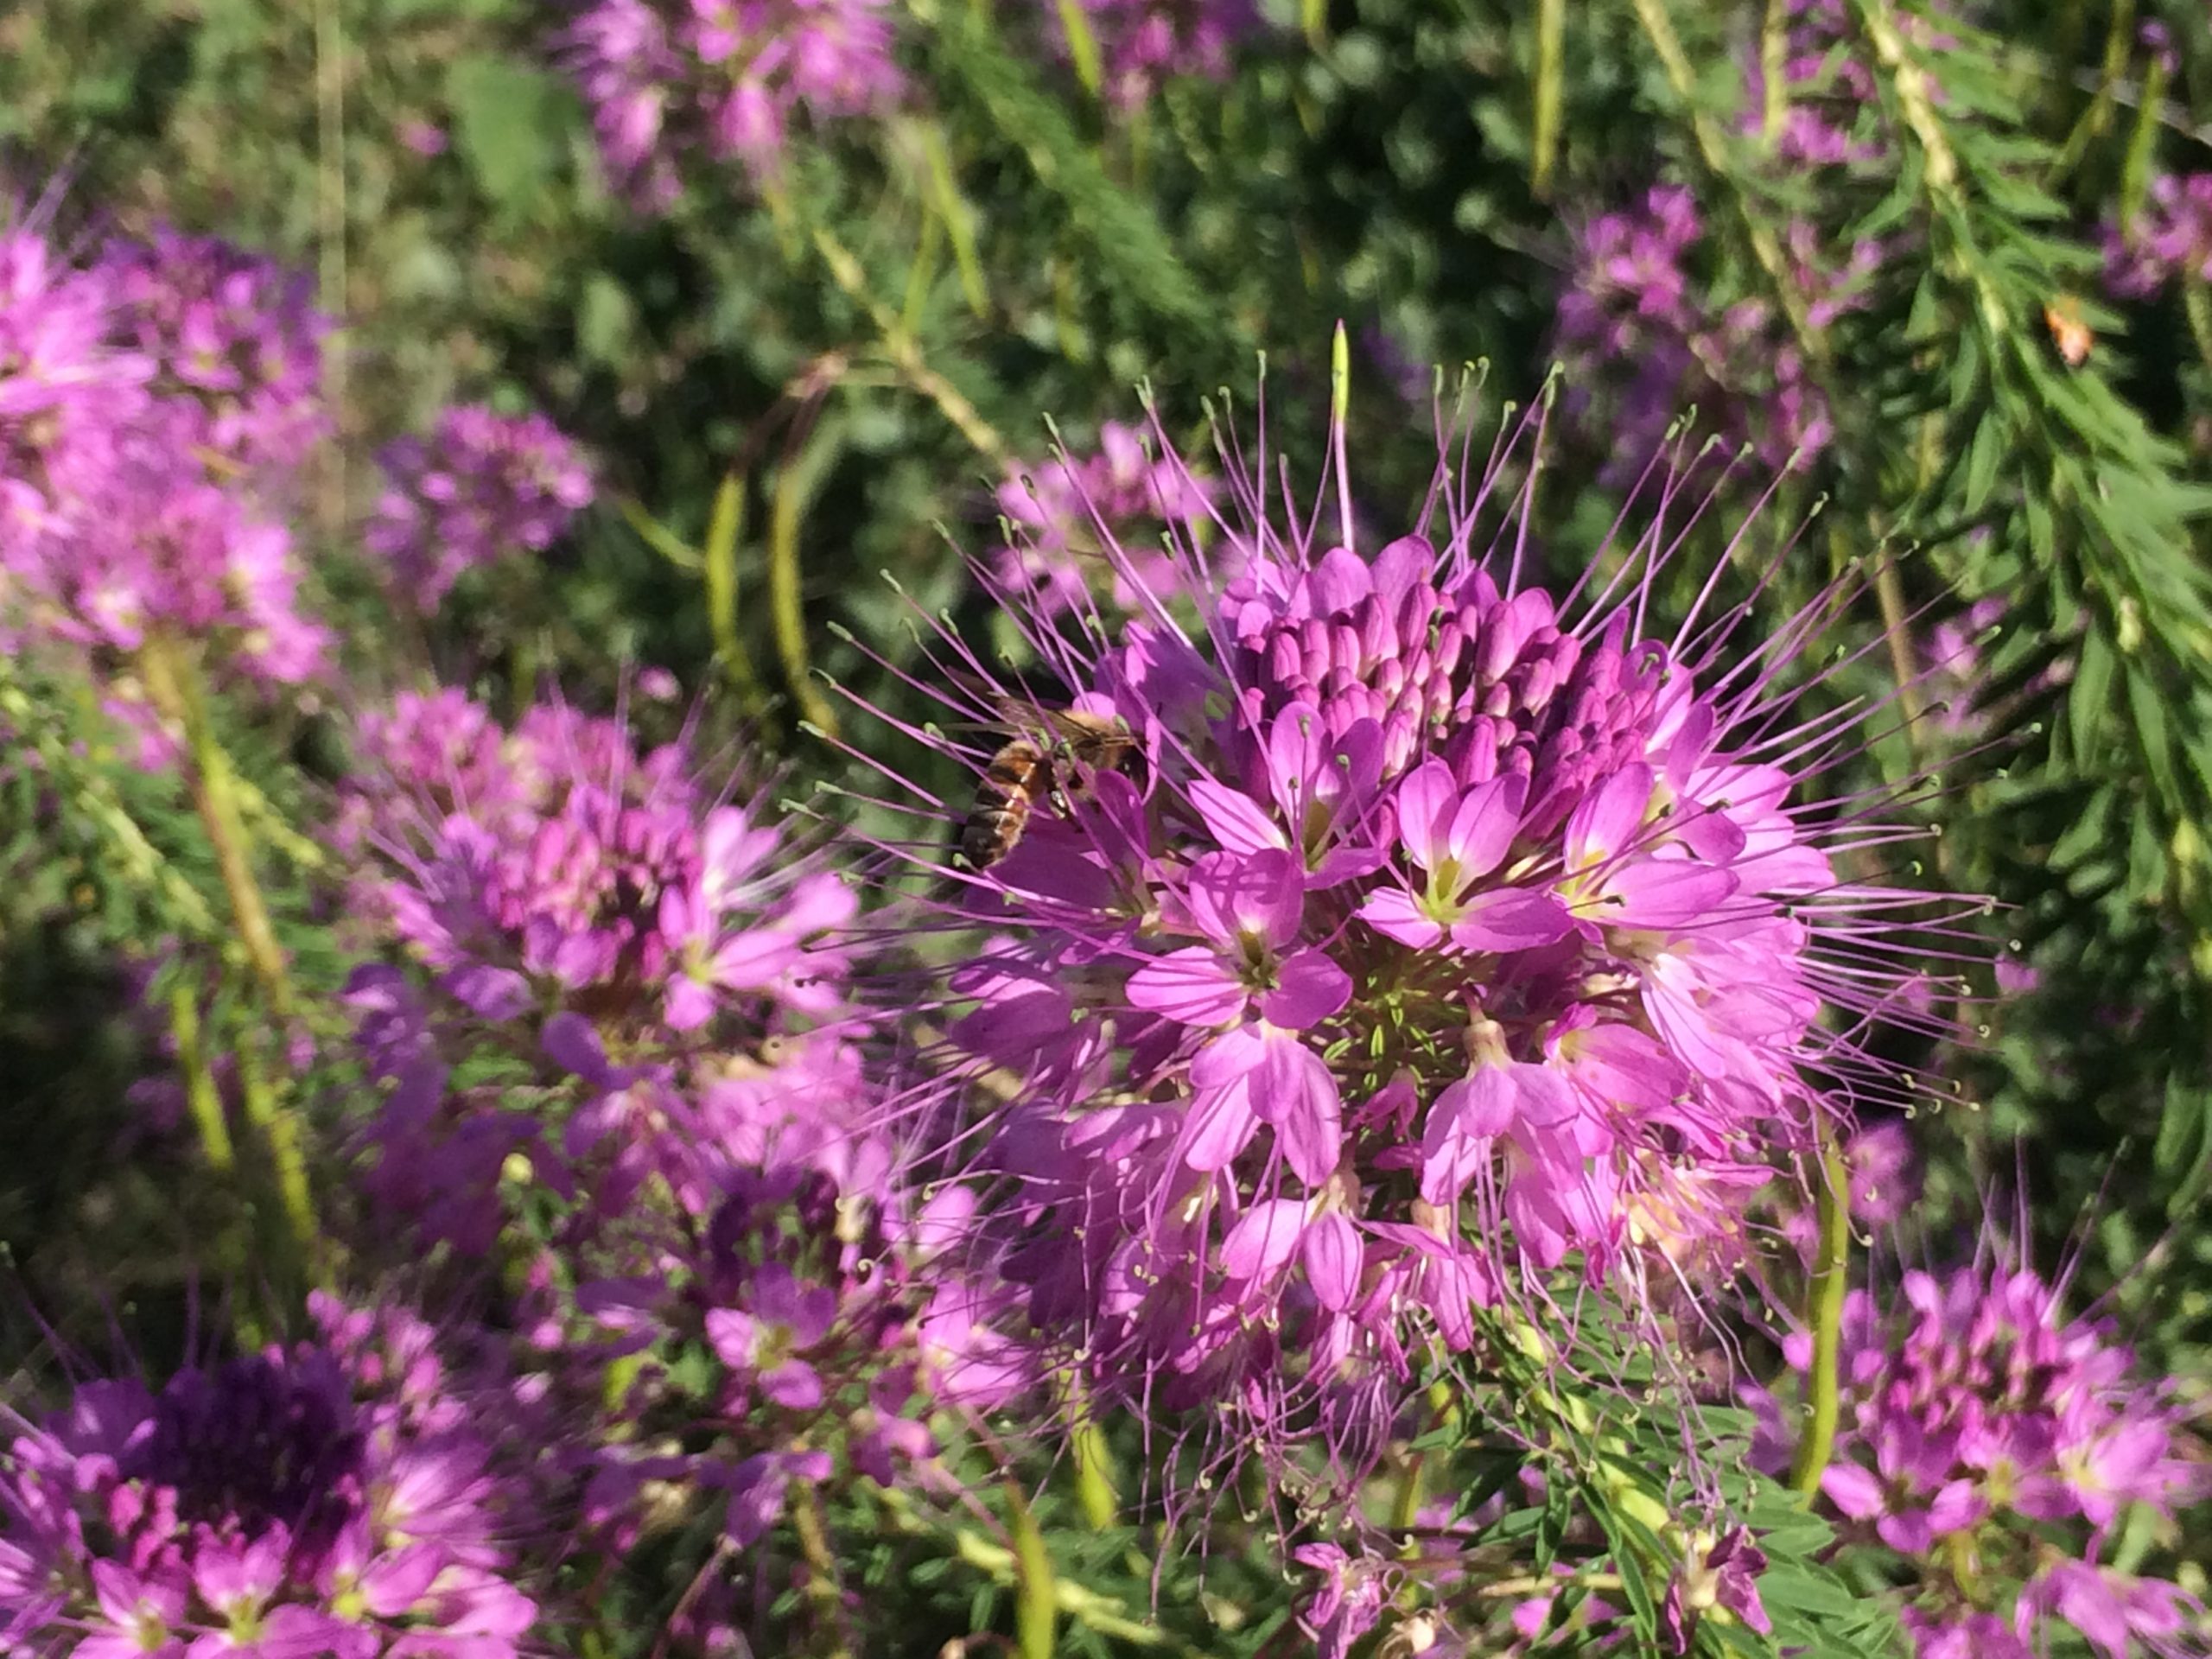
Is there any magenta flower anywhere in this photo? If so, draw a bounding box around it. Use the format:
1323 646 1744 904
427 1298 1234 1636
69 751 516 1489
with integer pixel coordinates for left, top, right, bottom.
336 684 981 1610
366 404 593 612
1357 764 1569 951
2104 172 2212 299
346 689 851 1051
1291 1543 1389 1659
707 1266 842 1410
563 0 903 207
96 227 331 482
1128 848 1350 1030
1055 0 1262 108
1761 1251 2208 1659
1659 1527 1772 1655
989 419 1231 618
1419 1025 1578 1212
0 221 332 753
839 359 1985 1498
0 1295 538 1659
1551 184 1876 480
2023 1562 2192 1659
1191 699 1385 886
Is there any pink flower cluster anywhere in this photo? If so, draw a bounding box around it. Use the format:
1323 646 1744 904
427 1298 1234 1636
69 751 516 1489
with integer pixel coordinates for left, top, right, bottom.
989 420 1230 619
563 0 904 209
850 397 1967 1484
1770 1262 2205 1659
335 684 1029 1586
1738 0 1884 166
0 221 331 738
96 227 332 485
366 404 593 611
0 1293 536 1659
1057 0 1258 108
335 687 864 1242
2104 173 2212 300
1553 186 1878 480
345 687 849 1044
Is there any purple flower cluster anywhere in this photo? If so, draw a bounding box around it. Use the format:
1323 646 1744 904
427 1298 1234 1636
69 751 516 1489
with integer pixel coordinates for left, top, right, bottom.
345 687 850 1042
2104 174 2212 300
1774 1262 2205 1659
850 391 1969 1487
989 420 1230 619
1057 0 1258 108
337 687 861 1239
0 220 331 741
365 405 593 612
563 0 903 209
1553 187 1876 480
0 1293 536 1659
96 228 332 485
335 685 1031 1592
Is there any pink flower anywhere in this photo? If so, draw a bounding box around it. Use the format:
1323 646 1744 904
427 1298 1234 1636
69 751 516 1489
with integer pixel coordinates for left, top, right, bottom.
1358 765 1571 951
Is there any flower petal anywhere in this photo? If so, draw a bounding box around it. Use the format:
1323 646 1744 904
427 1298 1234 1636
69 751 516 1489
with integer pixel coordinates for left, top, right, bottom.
1357 887 1443 949
1262 948 1351 1029
1221 1199 1306 1281
1448 889 1571 952
1127 947 1247 1027
1598 861 1739 926
1391 760 1460 872
1442 772 1528 879
1302 1213 1362 1312
1565 762 1654 868
1181 1077 1261 1172
1189 779 1288 857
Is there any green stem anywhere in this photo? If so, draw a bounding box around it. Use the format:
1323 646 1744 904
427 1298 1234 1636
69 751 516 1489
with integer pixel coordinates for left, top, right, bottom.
1390 1378 1456 1540
701 472 766 708
2183 278 2212 382
1788 1122 1852 1496
1069 1413 1120 1531
2120 53 2168 231
1628 0 1829 365
1531 0 1566 198
140 638 321 1271
1051 0 1103 97
915 118 989 317
789 1480 855 1659
237 1033 320 1269
769 424 849 740
1004 1478 1058 1659
140 639 294 1016
811 226 1007 463
1760 0 1790 146
314 0 347 539
1872 548 1926 755
2050 0 2135 181
169 983 235 1172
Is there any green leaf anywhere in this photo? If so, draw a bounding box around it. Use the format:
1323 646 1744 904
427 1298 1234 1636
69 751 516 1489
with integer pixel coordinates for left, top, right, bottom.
577 275 637 366
2124 665 2177 798
445 55 566 211
1755 1565 1866 1618
2069 626 2115 762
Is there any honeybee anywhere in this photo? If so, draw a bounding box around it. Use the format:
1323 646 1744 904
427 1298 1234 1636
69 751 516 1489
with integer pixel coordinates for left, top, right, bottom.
957 702 1140 871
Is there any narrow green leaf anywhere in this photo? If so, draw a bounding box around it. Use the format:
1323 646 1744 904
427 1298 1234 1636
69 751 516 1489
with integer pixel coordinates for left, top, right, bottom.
1051 0 1103 97
2125 664 2177 798
2069 626 2115 761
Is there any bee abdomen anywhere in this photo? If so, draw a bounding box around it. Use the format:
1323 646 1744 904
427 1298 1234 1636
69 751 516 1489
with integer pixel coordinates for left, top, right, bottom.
957 741 1047 870
959 798 1028 869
